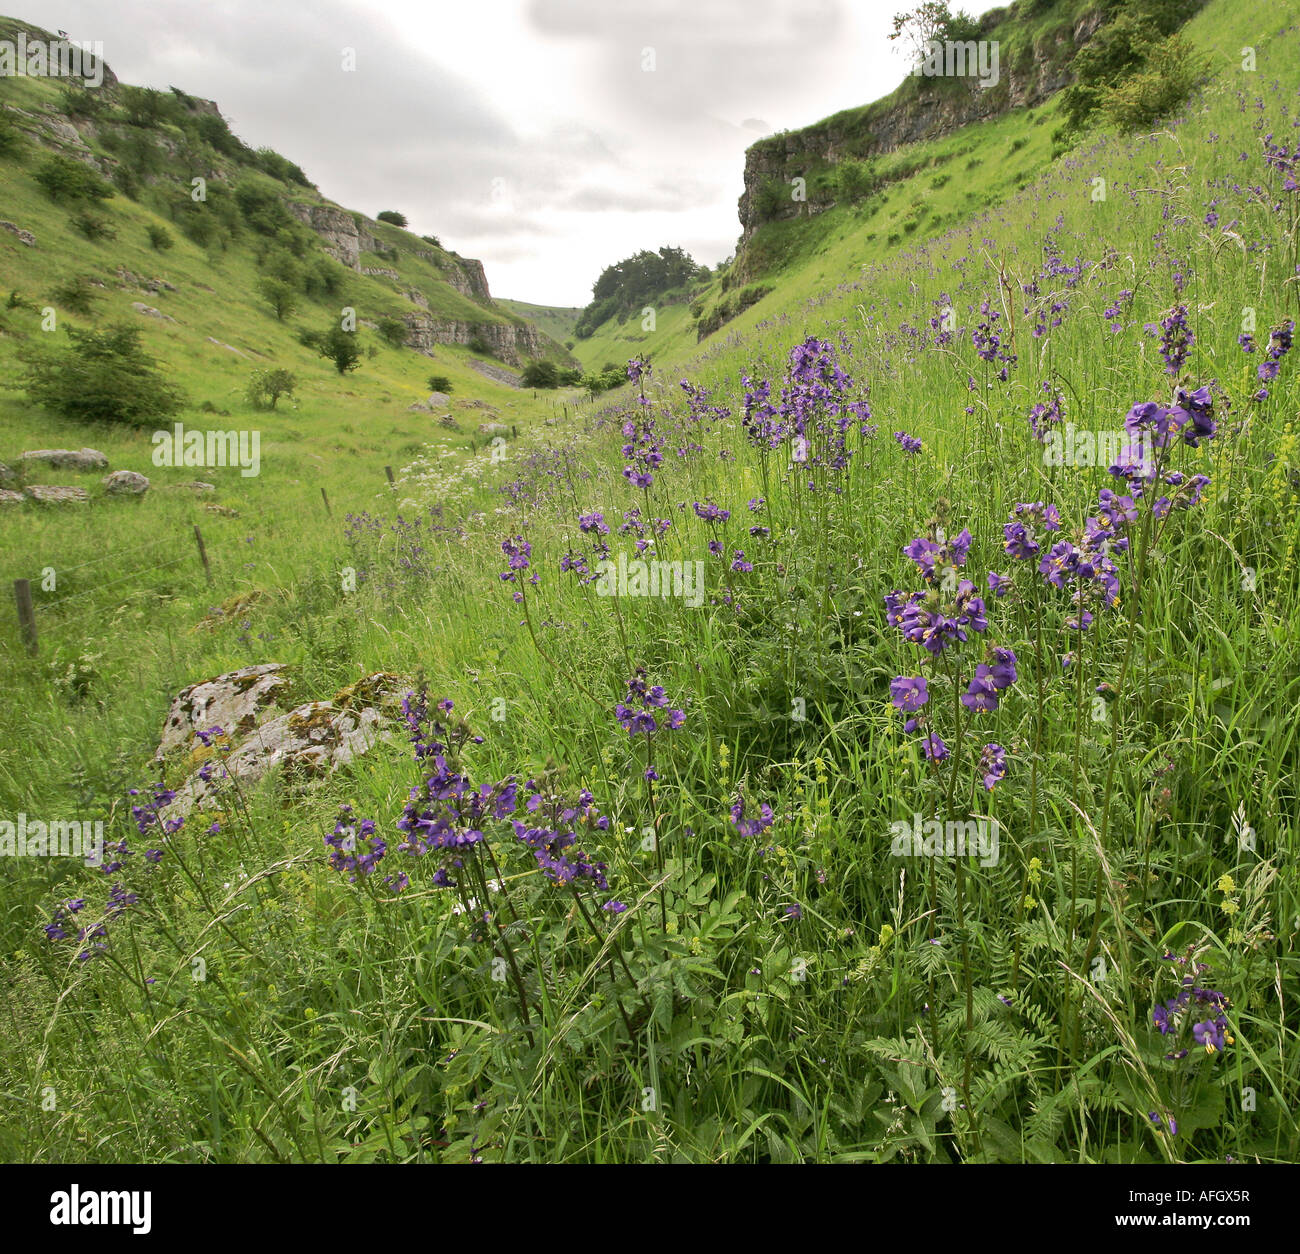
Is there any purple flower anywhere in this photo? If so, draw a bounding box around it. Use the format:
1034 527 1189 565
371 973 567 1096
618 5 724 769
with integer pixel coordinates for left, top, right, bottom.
730 795 775 838
979 743 1007 791
890 676 929 712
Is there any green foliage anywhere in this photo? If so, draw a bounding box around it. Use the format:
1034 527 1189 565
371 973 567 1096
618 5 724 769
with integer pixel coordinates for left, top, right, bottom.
33 155 114 204
576 246 706 338
377 210 408 227
146 223 174 251
258 277 298 321
1101 35 1207 131
376 316 409 349
427 374 453 393
245 367 298 410
70 210 116 242
49 274 101 315
316 325 362 375
19 323 184 425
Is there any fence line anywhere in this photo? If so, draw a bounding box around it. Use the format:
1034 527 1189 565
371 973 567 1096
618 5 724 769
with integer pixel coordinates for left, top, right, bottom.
6 463 400 656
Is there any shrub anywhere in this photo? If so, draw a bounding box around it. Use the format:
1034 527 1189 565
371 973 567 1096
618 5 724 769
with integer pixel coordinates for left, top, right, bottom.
317 326 362 375
146 224 174 251
427 374 453 393
377 210 409 227
521 360 560 388
50 275 102 316
20 324 184 425
376 316 408 349
71 211 116 242
33 155 114 204
0 112 25 159
246 368 297 410
1101 35 1205 132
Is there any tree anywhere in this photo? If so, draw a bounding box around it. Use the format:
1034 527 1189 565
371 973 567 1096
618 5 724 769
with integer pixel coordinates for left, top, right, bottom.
246 368 298 410
146 223 174 251
888 2 974 69
427 374 453 393
258 277 298 321
20 324 184 426
377 210 408 227
318 326 362 375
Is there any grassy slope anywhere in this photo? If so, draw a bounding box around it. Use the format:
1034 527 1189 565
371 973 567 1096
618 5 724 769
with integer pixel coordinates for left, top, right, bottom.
497 296 582 347
1 0 1298 1164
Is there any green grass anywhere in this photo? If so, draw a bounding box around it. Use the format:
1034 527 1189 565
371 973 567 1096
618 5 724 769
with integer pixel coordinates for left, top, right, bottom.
0 0 1298 1164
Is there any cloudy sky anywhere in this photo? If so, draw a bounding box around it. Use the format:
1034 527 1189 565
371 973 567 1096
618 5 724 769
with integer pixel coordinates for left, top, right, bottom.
24 0 1004 306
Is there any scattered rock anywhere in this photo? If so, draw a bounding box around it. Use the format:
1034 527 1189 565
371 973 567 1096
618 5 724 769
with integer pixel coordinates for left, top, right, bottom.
0 462 15 486
19 447 108 471
131 301 175 322
145 277 177 293
426 391 451 407
155 662 293 761
181 480 217 493
0 489 24 507
102 469 150 496
438 415 460 431
24 485 89 504
477 422 509 436
204 503 239 517
0 220 36 247
206 337 248 358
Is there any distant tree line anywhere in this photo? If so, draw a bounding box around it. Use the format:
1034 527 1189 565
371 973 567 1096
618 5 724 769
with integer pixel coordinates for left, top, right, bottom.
575 246 707 339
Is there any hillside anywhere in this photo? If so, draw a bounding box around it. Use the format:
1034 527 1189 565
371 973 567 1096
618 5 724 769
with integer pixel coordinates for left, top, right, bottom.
1 0 1298 1172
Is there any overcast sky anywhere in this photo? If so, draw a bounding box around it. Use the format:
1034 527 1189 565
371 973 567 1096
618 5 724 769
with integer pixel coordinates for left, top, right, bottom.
22 0 1005 306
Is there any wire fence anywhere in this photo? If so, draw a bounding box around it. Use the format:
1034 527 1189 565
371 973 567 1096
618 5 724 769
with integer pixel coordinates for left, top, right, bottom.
4 466 417 657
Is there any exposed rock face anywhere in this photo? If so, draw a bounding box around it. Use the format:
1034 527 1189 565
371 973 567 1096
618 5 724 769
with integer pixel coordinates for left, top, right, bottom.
736 7 1108 245
0 461 15 485
0 220 36 247
286 203 380 270
103 469 149 495
24 485 89 504
157 671 405 814
444 257 491 302
155 662 293 761
0 489 23 507
400 313 543 365
19 447 108 470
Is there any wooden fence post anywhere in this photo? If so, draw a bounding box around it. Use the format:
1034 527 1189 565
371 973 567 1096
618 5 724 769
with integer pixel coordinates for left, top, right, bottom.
385 466 395 489
321 486 333 517
13 578 37 656
193 525 212 585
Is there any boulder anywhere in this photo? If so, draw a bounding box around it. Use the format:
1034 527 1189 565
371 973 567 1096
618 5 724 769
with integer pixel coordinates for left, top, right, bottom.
155 662 293 761
24 485 89 504
477 422 509 436
0 489 24 507
161 672 406 814
19 447 108 471
103 469 150 496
